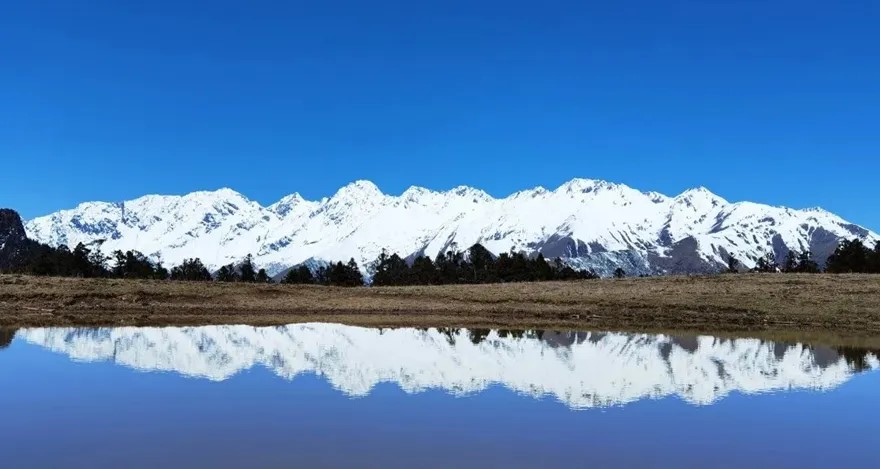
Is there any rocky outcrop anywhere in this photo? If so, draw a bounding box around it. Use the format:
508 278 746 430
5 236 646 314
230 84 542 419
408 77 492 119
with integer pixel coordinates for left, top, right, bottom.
0 209 31 271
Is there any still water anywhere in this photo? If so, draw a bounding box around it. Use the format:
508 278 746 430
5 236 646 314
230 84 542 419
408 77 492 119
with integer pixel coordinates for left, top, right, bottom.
1 324 879 468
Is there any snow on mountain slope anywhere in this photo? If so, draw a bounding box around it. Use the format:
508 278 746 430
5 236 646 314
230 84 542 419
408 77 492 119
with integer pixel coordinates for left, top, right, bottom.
24 179 878 276
16 324 878 409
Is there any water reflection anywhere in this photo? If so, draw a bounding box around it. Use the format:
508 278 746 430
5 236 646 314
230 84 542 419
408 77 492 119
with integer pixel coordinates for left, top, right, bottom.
0 328 16 349
10 324 880 409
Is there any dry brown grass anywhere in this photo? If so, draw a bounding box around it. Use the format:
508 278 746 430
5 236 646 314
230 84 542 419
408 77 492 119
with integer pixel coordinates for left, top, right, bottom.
1 274 879 336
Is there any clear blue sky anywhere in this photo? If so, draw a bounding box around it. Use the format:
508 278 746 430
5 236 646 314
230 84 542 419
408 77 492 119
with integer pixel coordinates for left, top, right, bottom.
1 1 877 229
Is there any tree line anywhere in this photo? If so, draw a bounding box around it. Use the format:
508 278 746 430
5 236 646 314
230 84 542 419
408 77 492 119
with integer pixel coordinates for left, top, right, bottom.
365 244 597 286
6 237 879 285
3 239 596 287
729 238 880 274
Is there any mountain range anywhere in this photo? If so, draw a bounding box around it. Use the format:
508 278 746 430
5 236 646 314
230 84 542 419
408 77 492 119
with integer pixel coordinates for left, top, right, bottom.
23 179 879 277
15 324 879 409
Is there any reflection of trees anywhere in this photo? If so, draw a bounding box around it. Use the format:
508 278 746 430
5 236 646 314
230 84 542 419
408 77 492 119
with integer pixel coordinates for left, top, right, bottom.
835 346 880 372
0 328 17 349
468 328 491 345
437 327 460 345
497 330 525 339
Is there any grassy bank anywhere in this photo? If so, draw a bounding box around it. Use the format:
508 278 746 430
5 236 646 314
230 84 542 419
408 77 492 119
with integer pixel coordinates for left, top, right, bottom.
2 273 880 338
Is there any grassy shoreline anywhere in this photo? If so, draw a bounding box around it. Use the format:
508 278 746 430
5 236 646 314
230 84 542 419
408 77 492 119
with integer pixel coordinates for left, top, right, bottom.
2 273 880 341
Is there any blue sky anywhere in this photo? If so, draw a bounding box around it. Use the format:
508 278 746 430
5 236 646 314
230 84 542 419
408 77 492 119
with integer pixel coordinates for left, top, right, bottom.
1 1 878 230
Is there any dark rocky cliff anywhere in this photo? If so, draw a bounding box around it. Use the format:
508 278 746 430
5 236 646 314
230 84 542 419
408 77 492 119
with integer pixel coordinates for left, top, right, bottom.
0 209 31 270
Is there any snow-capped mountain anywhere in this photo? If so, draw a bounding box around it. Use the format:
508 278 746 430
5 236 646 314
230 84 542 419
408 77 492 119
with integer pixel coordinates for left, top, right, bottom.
24 179 878 276
15 324 879 409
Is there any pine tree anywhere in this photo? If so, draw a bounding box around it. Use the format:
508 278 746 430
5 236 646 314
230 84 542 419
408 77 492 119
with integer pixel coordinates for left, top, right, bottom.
346 258 364 286
110 250 157 279
826 239 871 273
410 255 438 284
71 243 94 277
314 265 330 285
112 250 127 277
170 258 212 281
373 250 410 286
467 244 496 283
217 264 239 282
284 265 315 284
327 260 362 286
613 267 626 279
795 250 820 273
754 252 777 273
505 250 530 282
154 262 169 280
872 241 880 274
532 254 553 281
239 254 257 282
435 248 464 284
256 268 271 283
782 250 799 273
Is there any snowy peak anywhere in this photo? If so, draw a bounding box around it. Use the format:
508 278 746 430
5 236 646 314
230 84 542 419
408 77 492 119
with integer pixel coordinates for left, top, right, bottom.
556 178 617 193
332 180 384 201
269 193 310 217
23 178 879 276
447 185 493 202
674 186 728 208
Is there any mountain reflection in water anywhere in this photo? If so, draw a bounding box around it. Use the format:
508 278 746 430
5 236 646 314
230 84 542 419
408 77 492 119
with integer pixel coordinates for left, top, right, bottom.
9 324 880 409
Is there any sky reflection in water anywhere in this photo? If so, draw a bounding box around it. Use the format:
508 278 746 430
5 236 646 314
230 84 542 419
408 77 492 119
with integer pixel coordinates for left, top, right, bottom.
1 324 879 468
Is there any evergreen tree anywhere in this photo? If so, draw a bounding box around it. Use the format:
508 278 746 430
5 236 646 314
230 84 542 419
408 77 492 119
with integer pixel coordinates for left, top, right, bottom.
410 255 438 284
112 250 127 277
435 248 464 284
314 265 330 285
346 258 364 286
85 241 109 277
217 264 239 282
495 253 513 282
239 254 257 282
28 244 62 276
872 241 880 273
795 250 820 273
532 254 553 281
256 268 271 283
327 259 363 286
826 239 871 273
111 250 157 279
71 243 96 277
328 261 346 286
10 240 109 278
753 252 778 273
501 250 530 282
372 250 410 286
283 265 315 284
467 244 496 283
154 262 169 280
170 258 212 281
613 267 626 278
782 250 799 273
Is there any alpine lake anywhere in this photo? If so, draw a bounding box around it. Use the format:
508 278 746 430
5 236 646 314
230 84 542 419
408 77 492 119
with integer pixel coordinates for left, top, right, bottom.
2 324 879 468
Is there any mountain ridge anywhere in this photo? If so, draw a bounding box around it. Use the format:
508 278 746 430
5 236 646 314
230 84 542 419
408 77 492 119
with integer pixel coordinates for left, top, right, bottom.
24 179 879 277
